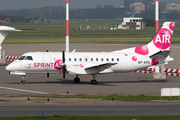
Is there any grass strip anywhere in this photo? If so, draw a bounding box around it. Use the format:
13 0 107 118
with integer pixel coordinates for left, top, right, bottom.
3 36 180 44
22 94 180 102
1 115 180 120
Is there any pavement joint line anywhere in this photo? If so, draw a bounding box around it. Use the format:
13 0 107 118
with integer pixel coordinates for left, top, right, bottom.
171 47 180 49
0 86 49 94
97 44 127 46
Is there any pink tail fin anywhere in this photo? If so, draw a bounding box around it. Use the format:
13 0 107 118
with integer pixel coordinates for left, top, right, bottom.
150 22 175 50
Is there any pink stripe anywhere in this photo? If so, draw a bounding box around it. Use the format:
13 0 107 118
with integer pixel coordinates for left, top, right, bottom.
66 20 69 36
156 0 158 1
66 0 69 4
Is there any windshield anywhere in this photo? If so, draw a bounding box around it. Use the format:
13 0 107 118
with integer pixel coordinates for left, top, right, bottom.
25 56 33 60
18 56 33 60
18 56 26 60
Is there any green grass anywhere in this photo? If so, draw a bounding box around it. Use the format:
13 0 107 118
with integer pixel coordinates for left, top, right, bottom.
1 115 180 120
3 36 180 44
22 94 180 102
0 22 180 44
1 22 180 36
3 36 150 43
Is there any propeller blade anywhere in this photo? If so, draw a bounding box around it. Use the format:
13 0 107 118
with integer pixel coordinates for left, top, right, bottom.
63 49 65 63
63 67 65 80
62 49 65 81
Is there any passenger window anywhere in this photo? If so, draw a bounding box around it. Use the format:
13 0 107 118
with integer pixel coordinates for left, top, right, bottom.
74 58 77 61
117 58 119 61
18 56 26 60
96 58 98 61
106 58 109 61
69 58 71 61
101 58 103 61
25 56 33 60
79 58 82 61
112 58 114 61
91 58 93 61
85 58 88 61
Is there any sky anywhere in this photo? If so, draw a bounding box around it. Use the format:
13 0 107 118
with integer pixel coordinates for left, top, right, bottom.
0 0 124 10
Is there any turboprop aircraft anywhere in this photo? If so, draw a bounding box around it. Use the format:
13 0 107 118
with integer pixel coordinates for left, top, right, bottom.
6 22 175 85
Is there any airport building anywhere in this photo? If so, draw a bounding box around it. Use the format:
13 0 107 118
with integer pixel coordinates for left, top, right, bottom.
117 17 146 30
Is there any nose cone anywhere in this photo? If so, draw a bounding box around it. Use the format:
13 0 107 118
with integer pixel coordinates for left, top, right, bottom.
6 64 13 71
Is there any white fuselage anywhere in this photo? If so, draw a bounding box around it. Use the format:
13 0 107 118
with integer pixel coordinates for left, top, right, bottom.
6 52 152 75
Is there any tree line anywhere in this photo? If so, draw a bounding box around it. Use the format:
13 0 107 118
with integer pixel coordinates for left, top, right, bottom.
0 5 179 23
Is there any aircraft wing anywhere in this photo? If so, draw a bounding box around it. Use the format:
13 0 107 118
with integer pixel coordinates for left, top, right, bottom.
64 62 117 75
84 63 117 71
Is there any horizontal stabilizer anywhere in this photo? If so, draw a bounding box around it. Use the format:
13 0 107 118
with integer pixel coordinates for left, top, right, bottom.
149 50 170 59
0 26 22 32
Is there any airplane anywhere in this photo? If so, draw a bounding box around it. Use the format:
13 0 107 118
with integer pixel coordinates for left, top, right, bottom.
5 22 175 85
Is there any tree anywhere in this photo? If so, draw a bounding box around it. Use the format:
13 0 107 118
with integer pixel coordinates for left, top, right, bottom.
96 4 100 9
103 5 114 9
143 17 155 27
41 18 44 22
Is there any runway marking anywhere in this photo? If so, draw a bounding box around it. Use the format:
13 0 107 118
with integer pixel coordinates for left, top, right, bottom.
98 44 127 46
0 86 49 94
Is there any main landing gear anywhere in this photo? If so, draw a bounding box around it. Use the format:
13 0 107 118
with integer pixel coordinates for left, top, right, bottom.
74 75 80 83
91 74 97 85
20 75 27 85
73 74 97 85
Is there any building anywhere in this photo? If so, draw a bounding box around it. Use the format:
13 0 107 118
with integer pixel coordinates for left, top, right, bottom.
166 3 180 12
147 2 167 12
130 2 145 13
158 0 180 4
124 0 153 10
117 17 146 30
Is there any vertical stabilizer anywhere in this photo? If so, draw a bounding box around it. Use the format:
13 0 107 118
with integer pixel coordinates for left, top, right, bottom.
0 26 21 59
147 22 175 53
0 26 21 44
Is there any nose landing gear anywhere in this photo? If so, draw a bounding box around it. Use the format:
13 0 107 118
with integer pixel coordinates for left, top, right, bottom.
20 75 27 85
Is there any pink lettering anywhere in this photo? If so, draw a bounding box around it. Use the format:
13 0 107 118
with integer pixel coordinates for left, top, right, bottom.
33 63 54 68
34 63 37 67
46 63 50 67
41 63 44 67
37 63 40 67
51 63 54 67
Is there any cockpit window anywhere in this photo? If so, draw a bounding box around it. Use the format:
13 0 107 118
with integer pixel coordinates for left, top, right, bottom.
18 56 26 60
25 56 33 60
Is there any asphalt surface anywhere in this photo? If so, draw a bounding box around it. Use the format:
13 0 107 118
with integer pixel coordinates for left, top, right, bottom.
0 43 180 117
1 102 180 117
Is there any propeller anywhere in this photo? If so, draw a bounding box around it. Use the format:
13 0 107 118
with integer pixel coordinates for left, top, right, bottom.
62 49 66 81
46 48 49 78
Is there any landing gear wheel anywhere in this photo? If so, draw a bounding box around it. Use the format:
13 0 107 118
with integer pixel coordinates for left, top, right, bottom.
74 77 80 83
91 79 97 85
20 80 27 85
20 75 27 85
